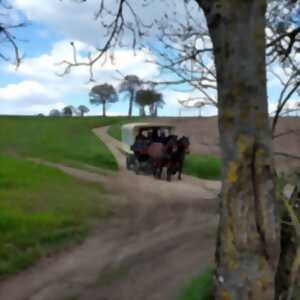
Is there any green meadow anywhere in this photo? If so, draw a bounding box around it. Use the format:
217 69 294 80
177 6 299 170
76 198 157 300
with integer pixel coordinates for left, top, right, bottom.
0 116 137 172
0 116 128 276
0 153 110 277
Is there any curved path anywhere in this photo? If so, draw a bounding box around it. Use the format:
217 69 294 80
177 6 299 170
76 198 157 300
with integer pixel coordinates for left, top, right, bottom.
0 127 220 300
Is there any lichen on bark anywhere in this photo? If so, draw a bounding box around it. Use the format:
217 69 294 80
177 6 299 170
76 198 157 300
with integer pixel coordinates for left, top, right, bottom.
196 0 280 299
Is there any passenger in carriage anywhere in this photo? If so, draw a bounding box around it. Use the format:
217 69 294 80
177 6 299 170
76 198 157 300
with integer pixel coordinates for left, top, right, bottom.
135 130 146 142
151 128 160 143
158 130 168 144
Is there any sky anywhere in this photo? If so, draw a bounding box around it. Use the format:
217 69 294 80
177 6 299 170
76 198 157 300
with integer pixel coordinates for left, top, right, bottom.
0 0 299 117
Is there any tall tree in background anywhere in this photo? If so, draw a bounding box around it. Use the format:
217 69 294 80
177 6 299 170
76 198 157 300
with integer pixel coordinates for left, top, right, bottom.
62 105 75 116
135 89 163 117
78 105 90 117
149 98 165 117
119 75 142 116
49 109 61 117
89 83 118 117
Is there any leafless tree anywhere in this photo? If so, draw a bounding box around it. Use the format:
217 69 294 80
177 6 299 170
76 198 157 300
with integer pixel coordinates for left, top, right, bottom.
62 0 300 299
0 0 26 68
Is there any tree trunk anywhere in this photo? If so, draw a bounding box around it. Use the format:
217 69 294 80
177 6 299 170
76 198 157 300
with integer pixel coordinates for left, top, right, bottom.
102 102 106 117
139 106 145 117
128 90 134 117
197 1 281 299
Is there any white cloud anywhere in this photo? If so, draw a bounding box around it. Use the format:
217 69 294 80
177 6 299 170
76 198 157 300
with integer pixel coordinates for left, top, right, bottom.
2 39 161 115
5 0 210 116
0 81 61 103
7 40 159 90
12 0 204 48
0 80 66 115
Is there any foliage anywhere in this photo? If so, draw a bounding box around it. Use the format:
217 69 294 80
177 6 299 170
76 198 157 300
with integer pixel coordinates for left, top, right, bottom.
89 83 118 116
177 268 214 300
49 109 61 117
78 105 90 116
136 89 163 107
0 153 109 277
62 105 75 116
119 74 142 116
135 89 164 116
90 83 118 105
119 75 142 93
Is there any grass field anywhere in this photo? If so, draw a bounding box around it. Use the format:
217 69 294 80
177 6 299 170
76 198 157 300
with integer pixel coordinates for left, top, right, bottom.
183 154 221 180
107 123 123 141
177 268 214 300
107 123 221 180
0 153 110 277
0 116 139 172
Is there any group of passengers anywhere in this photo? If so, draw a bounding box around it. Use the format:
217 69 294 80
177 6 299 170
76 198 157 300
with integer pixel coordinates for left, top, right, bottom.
131 128 170 153
135 128 169 144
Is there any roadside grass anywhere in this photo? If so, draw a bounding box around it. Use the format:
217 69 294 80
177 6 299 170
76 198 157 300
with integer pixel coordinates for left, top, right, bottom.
177 268 214 300
0 116 139 172
107 123 221 180
0 153 110 277
183 154 221 180
108 123 122 141
107 118 143 142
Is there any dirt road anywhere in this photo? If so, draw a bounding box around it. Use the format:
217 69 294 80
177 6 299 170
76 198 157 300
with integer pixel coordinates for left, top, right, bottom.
0 127 220 300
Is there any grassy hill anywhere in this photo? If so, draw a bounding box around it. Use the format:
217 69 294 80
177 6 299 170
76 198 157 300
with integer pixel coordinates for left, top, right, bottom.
0 116 137 172
0 116 220 277
0 116 131 276
0 153 111 277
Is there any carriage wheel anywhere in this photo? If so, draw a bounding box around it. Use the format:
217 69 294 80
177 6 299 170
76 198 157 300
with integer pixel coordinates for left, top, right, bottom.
126 154 136 170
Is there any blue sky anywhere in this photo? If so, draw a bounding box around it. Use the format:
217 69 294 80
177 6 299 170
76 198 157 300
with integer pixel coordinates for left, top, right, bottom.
0 0 298 117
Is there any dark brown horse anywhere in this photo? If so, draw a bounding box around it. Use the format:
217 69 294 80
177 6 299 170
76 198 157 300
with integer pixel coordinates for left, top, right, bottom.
148 135 178 180
148 136 190 181
166 136 190 181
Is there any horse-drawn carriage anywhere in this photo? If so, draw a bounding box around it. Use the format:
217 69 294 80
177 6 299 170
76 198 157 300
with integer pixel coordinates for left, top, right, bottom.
121 123 190 181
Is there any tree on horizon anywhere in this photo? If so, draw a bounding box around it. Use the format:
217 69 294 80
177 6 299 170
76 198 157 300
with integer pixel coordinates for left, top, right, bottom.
89 83 118 117
119 74 142 117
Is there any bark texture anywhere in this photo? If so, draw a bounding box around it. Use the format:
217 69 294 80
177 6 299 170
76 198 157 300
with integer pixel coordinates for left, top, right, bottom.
196 0 281 299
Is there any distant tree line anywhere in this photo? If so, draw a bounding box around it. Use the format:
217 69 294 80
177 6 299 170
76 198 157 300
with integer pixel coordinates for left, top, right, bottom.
49 105 90 117
88 74 165 117
48 74 165 117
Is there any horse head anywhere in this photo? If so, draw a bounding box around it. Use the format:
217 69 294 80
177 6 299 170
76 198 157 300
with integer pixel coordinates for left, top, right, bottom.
166 135 178 153
178 136 190 154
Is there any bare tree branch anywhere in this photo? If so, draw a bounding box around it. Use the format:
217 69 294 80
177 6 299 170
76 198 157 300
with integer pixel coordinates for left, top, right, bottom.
0 0 26 68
